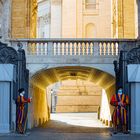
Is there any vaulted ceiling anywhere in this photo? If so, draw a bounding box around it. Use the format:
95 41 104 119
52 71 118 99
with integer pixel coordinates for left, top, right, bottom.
30 66 115 90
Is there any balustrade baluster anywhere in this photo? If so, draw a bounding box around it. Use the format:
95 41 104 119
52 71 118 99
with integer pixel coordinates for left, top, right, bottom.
41 43 43 55
58 43 61 55
36 43 39 55
115 42 118 56
63 42 66 55
79 42 82 55
68 42 71 55
75 42 78 55
44 43 48 55
103 42 106 56
66 43 68 55
90 42 93 55
55 42 58 55
53 43 56 55
88 42 91 55
61 43 63 55
99 42 103 56
84 43 86 55
42 43 46 55
72 42 75 55
38 43 40 55
111 43 114 55
107 42 111 55
113 42 116 56
85 42 88 55
59 42 62 55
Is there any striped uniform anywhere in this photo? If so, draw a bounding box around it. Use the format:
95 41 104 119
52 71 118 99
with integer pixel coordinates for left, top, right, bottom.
110 93 129 127
16 95 31 133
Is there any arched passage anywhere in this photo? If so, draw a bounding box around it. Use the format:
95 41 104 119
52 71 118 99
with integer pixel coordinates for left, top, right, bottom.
28 66 115 129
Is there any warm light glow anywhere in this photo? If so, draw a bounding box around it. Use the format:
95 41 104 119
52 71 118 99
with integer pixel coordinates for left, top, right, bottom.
100 89 111 122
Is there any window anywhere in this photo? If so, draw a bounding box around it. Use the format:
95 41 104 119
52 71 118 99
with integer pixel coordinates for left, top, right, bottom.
85 0 97 9
85 23 96 38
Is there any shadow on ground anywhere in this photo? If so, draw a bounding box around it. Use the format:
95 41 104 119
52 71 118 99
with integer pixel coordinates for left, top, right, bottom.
33 119 112 134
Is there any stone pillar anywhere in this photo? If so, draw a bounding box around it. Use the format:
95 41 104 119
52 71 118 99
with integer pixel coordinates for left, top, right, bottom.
51 0 62 38
30 0 38 38
128 65 140 134
0 64 15 133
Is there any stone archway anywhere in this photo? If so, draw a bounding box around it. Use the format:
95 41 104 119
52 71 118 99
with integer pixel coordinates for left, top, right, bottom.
28 66 115 129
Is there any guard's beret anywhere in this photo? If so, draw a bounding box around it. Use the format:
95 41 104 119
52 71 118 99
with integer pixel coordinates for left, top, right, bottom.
18 88 25 93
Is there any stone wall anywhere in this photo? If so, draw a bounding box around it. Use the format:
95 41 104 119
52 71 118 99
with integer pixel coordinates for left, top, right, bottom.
61 0 112 38
56 96 101 112
11 0 138 39
53 80 102 113
11 0 37 38
28 84 50 128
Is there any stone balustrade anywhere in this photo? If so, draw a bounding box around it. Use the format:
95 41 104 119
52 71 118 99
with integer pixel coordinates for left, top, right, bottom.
10 38 137 57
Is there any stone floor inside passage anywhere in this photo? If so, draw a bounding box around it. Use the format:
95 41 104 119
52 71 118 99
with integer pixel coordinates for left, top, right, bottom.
0 113 140 140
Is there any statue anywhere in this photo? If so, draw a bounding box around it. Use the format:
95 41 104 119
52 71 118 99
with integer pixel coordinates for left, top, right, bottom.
110 87 129 134
16 88 32 134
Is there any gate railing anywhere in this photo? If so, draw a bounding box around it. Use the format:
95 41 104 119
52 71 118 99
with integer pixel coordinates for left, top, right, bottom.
10 38 137 57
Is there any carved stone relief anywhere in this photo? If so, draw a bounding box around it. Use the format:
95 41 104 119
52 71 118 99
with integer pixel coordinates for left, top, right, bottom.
0 42 18 64
38 13 51 25
127 47 140 64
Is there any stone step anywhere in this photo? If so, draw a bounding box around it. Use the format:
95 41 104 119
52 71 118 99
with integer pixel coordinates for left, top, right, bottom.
57 92 101 96
56 96 101 106
59 86 101 90
56 105 99 113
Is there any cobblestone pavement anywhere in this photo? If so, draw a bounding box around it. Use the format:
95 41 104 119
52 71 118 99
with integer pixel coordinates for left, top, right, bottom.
0 113 140 140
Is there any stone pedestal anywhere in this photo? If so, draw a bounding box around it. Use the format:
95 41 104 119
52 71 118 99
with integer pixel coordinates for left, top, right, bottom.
128 65 140 134
0 64 15 133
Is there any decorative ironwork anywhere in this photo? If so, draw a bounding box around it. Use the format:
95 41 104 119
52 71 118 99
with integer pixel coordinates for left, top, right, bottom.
0 42 18 64
126 47 140 64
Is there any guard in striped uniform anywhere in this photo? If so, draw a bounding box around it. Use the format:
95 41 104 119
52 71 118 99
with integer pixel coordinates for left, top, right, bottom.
110 87 129 134
16 88 32 134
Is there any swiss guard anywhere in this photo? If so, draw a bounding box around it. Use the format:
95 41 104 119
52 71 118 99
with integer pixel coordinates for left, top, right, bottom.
110 87 129 134
16 88 32 134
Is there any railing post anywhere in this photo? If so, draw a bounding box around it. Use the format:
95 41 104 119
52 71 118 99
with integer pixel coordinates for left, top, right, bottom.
48 41 54 56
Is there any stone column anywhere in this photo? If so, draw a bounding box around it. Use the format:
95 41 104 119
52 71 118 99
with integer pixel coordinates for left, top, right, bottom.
51 0 62 38
128 65 140 134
